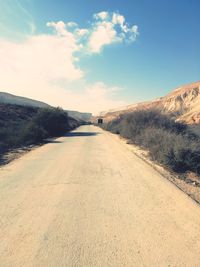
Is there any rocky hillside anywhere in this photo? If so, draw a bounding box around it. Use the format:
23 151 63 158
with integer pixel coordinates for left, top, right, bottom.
98 81 200 124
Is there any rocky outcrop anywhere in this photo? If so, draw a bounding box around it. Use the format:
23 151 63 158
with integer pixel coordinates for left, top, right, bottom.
98 81 200 124
162 82 200 123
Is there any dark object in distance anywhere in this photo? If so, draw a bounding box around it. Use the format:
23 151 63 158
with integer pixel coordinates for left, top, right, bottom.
98 118 103 124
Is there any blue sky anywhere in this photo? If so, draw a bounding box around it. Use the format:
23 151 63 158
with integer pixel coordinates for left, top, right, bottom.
0 0 199 113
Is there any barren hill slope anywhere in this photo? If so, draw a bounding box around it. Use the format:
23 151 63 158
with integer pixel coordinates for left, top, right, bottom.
99 81 200 124
0 92 50 108
0 92 92 121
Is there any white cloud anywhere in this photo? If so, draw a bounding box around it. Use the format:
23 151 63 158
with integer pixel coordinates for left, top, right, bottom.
0 36 125 113
94 11 109 20
47 11 139 54
112 13 125 26
66 21 78 28
88 11 139 53
0 34 83 104
0 11 138 113
84 82 126 113
88 21 119 53
0 35 83 81
46 21 82 51
76 28 89 37
131 25 138 34
47 21 66 36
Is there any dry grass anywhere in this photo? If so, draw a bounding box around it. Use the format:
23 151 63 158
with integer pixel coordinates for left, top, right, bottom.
101 109 200 175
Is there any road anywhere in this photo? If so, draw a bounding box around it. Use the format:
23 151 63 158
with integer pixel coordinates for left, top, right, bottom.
0 125 200 267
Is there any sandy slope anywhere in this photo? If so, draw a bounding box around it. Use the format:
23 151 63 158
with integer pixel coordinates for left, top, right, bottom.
0 125 200 267
97 81 200 124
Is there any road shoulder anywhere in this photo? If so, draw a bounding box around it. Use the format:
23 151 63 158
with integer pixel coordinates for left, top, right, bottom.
105 128 200 205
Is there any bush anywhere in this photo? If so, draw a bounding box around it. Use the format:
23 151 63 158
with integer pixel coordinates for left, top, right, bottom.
33 107 69 137
19 122 48 145
17 108 71 145
102 109 200 175
0 106 81 159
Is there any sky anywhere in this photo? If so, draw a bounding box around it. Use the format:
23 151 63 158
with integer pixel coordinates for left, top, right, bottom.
0 0 199 114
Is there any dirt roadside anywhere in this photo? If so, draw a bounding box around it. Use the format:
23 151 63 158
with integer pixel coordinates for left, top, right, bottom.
109 132 200 204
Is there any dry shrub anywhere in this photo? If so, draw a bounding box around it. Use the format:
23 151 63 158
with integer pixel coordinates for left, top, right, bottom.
102 109 200 174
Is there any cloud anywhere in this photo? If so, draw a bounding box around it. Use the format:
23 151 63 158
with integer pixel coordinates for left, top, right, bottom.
47 21 67 36
0 34 83 107
84 82 126 113
88 11 139 53
88 21 119 53
94 11 109 20
66 21 78 28
0 34 83 81
68 82 126 114
47 11 139 54
76 28 89 37
112 13 125 26
0 10 138 113
0 35 126 113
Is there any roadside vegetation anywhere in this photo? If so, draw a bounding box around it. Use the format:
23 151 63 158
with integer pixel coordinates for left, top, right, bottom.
101 109 200 175
0 104 81 161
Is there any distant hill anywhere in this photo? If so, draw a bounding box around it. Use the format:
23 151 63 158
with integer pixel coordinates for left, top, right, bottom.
98 81 200 124
66 110 91 122
0 92 50 108
0 92 92 121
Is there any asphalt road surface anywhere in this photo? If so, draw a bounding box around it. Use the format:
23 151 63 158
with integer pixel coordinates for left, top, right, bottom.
0 125 200 267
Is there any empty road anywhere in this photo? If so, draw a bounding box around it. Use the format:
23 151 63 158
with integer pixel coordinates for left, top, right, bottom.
0 125 200 267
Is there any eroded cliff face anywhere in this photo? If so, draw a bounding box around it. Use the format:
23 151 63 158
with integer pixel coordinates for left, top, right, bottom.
162 82 200 123
98 81 200 124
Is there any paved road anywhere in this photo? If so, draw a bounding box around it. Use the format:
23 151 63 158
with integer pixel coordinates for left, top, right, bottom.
0 125 200 267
